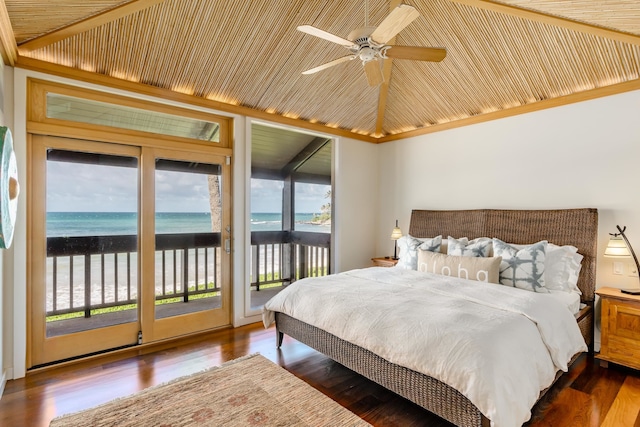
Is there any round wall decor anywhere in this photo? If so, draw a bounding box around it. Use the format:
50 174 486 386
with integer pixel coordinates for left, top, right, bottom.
0 126 19 249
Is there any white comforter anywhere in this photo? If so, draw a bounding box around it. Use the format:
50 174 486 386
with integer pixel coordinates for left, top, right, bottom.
263 267 587 427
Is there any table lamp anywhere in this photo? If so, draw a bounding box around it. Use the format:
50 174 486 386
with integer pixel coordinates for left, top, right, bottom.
390 220 402 260
604 225 640 291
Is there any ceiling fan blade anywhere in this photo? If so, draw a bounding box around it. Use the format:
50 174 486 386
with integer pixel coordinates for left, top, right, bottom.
363 60 384 87
385 45 446 62
302 56 355 75
297 25 356 47
370 4 420 44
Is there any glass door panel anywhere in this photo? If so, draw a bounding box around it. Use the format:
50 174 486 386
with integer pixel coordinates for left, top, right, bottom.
30 136 141 367
154 159 223 319
46 151 139 337
140 148 231 342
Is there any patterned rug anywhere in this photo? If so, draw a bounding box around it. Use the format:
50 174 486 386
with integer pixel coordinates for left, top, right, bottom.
49 353 370 427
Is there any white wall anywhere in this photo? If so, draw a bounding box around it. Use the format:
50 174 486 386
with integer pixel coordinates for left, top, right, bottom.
334 137 379 272
0 63 15 396
0 60 5 396
376 89 640 349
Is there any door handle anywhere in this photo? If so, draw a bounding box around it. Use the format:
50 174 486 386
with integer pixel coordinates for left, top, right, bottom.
224 225 231 254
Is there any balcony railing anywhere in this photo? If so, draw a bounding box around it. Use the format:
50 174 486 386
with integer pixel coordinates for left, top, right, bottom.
46 231 330 318
250 231 331 290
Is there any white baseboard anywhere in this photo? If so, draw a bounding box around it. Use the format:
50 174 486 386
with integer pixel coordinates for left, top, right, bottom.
233 313 262 328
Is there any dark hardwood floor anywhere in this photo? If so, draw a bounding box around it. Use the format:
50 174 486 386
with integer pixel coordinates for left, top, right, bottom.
1 322 639 426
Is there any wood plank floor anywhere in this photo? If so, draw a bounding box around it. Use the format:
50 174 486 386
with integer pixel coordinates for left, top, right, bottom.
1 322 640 427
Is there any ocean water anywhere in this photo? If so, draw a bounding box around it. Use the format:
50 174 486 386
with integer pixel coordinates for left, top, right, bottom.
46 212 330 237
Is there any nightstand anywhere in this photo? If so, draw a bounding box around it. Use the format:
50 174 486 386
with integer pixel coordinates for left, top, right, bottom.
596 287 640 370
372 257 398 267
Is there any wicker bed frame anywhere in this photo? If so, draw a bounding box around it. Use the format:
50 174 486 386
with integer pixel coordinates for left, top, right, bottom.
274 208 598 427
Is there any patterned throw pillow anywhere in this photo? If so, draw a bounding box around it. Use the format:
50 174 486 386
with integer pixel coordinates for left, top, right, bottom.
492 238 549 293
419 236 442 253
447 236 492 257
512 242 584 295
396 235 442 270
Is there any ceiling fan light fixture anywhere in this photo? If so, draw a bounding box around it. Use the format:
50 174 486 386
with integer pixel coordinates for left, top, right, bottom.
358 47 377 62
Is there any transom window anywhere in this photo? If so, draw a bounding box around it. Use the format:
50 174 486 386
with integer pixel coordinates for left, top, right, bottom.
46 93 221 143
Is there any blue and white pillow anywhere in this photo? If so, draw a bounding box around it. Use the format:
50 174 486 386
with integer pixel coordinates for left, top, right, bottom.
493 238 549 293
396 234 442 270
511 242 583 295
447 236 492 257
419 236 442 253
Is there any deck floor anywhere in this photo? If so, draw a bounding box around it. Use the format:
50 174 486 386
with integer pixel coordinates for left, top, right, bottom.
47 285 285 337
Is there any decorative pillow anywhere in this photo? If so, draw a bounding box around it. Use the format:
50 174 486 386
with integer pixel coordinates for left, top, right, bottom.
440 237 467 254
396 235 442 270
417 250 501 284
419 236 443 253
512 243 583 295
447 236 492 257
492 238 549 293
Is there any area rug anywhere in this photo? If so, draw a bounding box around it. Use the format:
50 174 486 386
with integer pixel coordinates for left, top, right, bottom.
50 353 370 426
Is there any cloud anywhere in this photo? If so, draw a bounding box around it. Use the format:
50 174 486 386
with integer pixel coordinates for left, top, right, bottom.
47 162 138 212
46 161 332 215
251 179 283 213
47 161 214 213
250 179 330 213
295 183 330 213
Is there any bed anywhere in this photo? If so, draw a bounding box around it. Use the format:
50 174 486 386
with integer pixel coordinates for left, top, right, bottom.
263 208 597 427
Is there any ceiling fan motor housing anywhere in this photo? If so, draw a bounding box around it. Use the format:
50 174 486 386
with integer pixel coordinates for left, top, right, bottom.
348 26 387 63
349 26 376 44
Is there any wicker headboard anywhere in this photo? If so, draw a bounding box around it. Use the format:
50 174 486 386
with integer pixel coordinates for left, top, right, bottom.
408 208 598 303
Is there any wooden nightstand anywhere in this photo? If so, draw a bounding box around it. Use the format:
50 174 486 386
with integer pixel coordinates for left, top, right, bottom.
372 257 399 267
597 287 640 370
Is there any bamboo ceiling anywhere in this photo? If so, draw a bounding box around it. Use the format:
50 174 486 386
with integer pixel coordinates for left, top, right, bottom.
3 0 640 142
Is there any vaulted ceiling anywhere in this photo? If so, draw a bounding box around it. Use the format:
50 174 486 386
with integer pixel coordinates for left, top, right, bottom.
1 0 639 142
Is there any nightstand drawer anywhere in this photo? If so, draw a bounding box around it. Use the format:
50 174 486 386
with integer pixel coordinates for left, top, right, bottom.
609 301 640 342
607 335 640 368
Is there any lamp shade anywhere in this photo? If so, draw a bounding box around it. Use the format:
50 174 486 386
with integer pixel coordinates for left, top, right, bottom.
390 226 402 240
604 235 631 257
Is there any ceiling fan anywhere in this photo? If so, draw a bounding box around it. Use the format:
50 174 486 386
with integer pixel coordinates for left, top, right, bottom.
298 3 446 87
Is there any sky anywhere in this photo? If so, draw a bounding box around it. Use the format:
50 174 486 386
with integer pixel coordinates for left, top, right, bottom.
46 161 330 213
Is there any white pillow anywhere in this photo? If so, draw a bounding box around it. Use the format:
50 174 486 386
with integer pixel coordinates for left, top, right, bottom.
396 235 442 270
566 252 583 294
447 236 492 257
493 238 549 293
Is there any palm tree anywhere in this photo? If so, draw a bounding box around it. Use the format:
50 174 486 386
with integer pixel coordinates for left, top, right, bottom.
207 175 221 232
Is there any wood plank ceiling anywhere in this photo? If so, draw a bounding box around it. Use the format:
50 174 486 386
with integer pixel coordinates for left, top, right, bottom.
3 0 640 142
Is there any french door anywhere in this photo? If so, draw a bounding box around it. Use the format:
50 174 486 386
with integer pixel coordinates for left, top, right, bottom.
29 135 231 367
